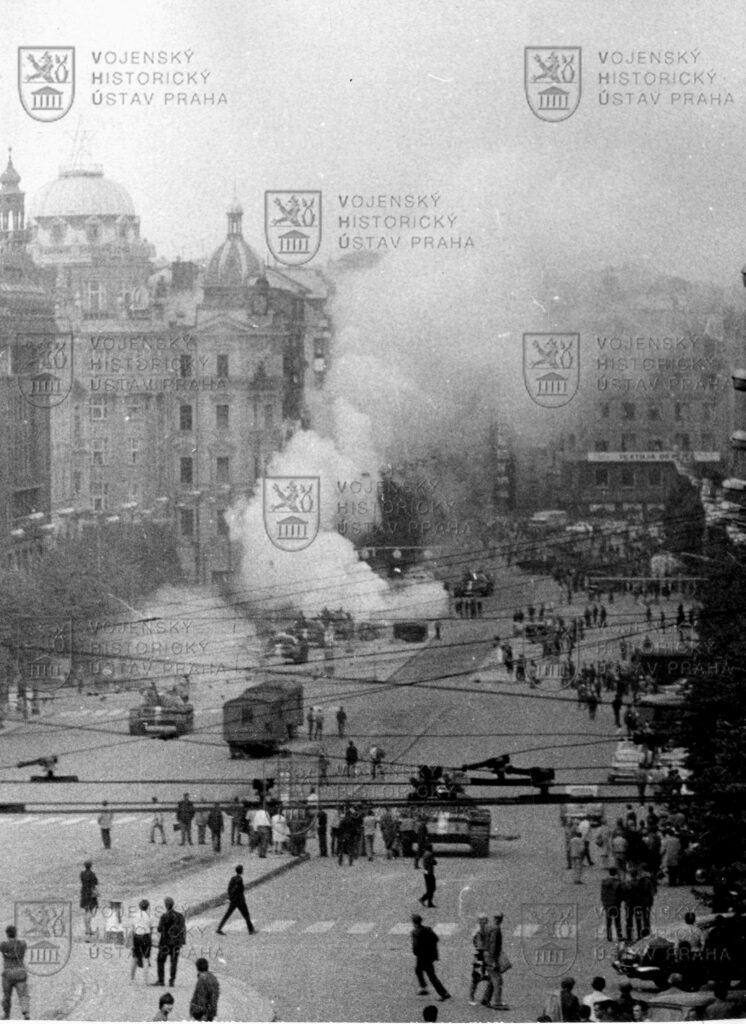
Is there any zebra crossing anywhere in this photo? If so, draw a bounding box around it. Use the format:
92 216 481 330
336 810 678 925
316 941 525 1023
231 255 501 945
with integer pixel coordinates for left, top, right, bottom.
188 913 465 938
3 813 142 828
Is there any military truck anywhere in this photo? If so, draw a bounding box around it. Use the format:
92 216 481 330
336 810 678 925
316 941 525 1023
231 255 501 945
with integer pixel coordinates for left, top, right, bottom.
223 679 304 758
128 680 194 738
407 765 492 857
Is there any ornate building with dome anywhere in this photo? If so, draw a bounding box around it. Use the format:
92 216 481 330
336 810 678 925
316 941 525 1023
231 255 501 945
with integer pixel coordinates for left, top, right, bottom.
12 158 333 584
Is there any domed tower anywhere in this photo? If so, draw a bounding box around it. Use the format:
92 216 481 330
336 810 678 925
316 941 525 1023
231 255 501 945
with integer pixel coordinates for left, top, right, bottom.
29 164 154 319
0 148 26 245
202 201 264 308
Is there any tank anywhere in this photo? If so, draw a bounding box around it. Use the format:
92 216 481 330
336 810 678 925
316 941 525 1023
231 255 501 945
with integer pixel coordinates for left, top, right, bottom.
128 684 194 738
222 680 304 758
408 766 491 857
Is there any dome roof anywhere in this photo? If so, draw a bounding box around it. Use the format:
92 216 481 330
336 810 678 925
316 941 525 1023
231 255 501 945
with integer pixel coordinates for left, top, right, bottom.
204 204 262 289
30 165 136 219
1 151 21 190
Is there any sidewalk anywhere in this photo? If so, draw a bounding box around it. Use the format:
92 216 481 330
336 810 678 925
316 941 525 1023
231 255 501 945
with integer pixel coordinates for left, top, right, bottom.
28 850 303 1021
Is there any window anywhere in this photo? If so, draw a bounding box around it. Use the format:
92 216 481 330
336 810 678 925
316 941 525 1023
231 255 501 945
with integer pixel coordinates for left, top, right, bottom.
702 404 712 422
622 402 636 421
125 400 143 422
50 220 66 244
599 403 610 419
216 404 229 430
216 456 230 484
701 433 715 450
264 403 274 430
87 281 105 313
674 402 688 422
86 221 101 244
179 404 193 431
674 432 691 450
179 354 194 378
650 437 664 451
91 437 109 467
216 354 229 378
180 457 193 484
647 406 661 421
648 466 662 486
594 440 609 452
129 437 140 465
180 509 194 537
620 467 635 488
594 468 609 487
73 470 81 496
217 509 229 535
621 433 636 452
91 482 109 511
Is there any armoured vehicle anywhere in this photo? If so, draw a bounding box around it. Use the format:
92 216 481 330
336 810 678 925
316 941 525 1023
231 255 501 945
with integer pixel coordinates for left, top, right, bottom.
128 679 194 737
223 679 304 757
407 765 491 857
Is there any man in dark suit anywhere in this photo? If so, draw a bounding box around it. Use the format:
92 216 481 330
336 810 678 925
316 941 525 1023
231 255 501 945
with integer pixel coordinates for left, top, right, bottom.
215 865 256 935
189 957 220 1021
154 896 186 987
600 867 623 941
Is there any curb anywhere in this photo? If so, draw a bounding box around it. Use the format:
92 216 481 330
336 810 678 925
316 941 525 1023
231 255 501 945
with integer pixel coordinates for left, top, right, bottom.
184 854 308 918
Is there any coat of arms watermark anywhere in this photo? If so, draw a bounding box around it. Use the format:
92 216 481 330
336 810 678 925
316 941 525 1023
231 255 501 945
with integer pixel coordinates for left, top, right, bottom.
523 333 579 408
18 47 75 122
520 902 577 977
264 191 322 266
14 331 74 408
14 900 72 976
263 476 320 551
525 48 581 122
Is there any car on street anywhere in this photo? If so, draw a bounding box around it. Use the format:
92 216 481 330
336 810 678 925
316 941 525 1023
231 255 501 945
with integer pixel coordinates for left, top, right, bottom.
609 740 648 782
559 784 605 826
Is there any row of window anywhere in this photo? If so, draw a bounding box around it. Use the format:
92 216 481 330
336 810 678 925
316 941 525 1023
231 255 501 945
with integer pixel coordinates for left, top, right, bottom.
588 466 662 488
599 402 715 423
178 402 274 431
49 219 132 245
592 433 715 452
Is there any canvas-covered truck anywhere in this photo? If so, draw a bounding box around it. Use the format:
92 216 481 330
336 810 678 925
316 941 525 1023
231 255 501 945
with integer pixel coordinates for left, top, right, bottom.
128 680 194 737
223 680 304 757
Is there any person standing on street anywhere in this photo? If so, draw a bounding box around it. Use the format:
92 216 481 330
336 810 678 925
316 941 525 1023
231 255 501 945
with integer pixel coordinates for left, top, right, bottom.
328 805 340 857
80 859 99 940
483 913 510 1011
419 843 438 907
207 802 224 853
344 739 358 777
271 806 289 855
600 868 623 942
363 806 378 860
98 800 113 849
189 957 220 1021
253 805 272 858
1 925 30 1020
577 815 594 866
195 800 208 845
410 914 450 1001
469 914 490 1005
176 793 195 846
130 898 153 984
434 620 442 640
314 707 324 740
336 705 347 738
215 865 256 936
414 816 430 870
570 830 585 884
150 797 166 845
229 797 244 846
316 807 328 857
154 896 186 988
306 706 315 740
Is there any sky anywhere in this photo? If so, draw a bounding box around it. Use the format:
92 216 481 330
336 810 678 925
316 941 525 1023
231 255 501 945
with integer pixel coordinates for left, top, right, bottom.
2 0 746 282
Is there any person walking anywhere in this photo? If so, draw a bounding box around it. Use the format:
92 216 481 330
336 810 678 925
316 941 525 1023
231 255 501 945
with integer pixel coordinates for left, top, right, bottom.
316 807 328 857
176 793 195 846
80 859 99 941
253 805 272 858
344 739 359 777
600 868 623 941
98 801 113 849
419 843 438 907
0 925 30 1021
577 816 594 866
336 705 347 738
195 801 208 846
468 914 490 1005
313 707 324 740
207 802 224 853
130 898 153 984
154 897 186 988
611 692 623 729
189 957 220 1022
661 828 682 887
414 815 429 870
569 830 585 884
483 913 510 1011
410 914 450 1001
215 865 256 936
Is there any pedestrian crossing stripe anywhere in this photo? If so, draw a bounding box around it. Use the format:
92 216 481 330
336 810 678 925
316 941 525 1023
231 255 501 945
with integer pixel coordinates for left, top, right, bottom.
388 923 412 934
347 923 376 934
304 921 336 933
261 920 295 933
514 923 577 938
433 923 458 935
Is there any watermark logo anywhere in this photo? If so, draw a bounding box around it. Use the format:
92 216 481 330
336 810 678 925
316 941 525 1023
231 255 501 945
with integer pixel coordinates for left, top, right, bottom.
263 476 320 551
525 47 581 122
523 333 579 408
15 331 74 408
520 902 577 977
18 47 75 122
15 900 72 976
264 191 322 265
